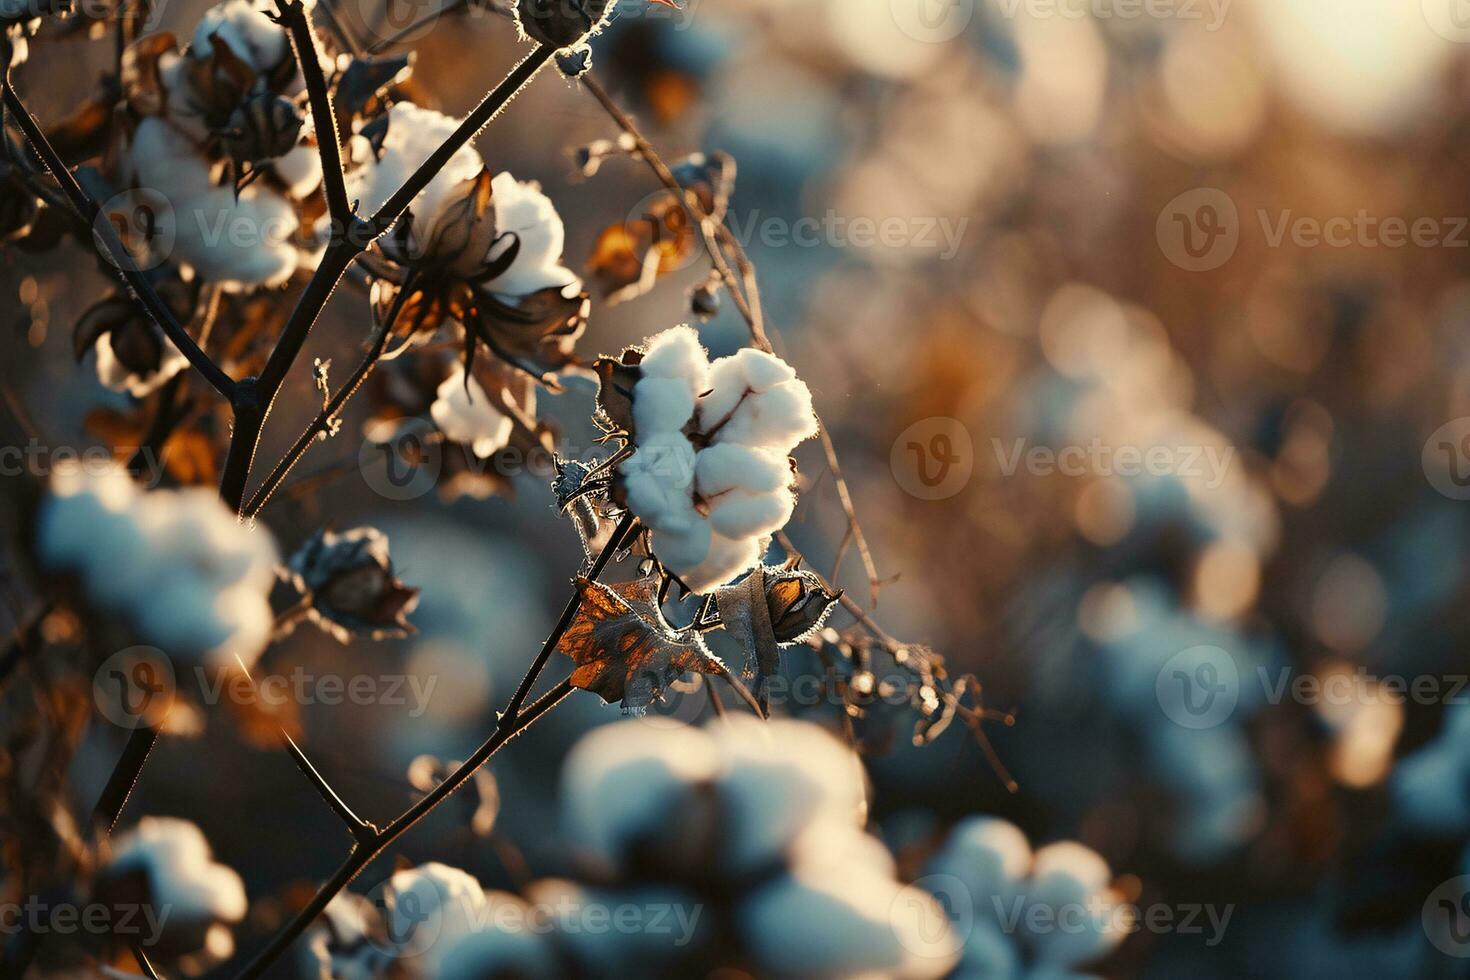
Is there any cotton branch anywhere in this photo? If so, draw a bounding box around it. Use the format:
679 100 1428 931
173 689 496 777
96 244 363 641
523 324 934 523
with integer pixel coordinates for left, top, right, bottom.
579 71 885 604
1 75 237 401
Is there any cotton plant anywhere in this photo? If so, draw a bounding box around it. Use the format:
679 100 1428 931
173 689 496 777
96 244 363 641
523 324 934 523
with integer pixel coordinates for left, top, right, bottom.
923 817 1130 979
35 459 278 669
595 326 818 592
95 817 248 964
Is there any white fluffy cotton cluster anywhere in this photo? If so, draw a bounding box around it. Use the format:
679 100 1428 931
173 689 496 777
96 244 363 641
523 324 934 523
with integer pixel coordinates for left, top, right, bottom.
619 327 817 592
36 460 277 668
429 364 512 458
925 817 1129 978
307 863 557 980
345 102 580 297
104 817 247 960
124 0 320 290
560 717 957 978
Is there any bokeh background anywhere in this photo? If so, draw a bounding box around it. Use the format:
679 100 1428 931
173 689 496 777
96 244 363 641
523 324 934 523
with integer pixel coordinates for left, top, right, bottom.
8 0 1470 976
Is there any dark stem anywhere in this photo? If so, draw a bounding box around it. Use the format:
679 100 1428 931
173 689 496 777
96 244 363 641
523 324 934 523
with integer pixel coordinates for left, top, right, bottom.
241 270 421 518
1 77 236 400
276 0 353 224
230 679 573 980
92 724 159 833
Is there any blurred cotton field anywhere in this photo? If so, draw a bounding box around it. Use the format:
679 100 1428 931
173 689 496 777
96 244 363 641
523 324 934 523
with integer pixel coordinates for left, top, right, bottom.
3 0 1470 977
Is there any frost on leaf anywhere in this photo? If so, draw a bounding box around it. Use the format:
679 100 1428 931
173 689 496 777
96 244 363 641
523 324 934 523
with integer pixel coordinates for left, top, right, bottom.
558 576 725 711
715 566 839 687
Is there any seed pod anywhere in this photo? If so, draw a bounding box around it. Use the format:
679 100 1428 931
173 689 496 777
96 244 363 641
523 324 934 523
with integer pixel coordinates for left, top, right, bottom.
690 281 721 322
285 527 419 642
514 0 618 50
222 91 304 173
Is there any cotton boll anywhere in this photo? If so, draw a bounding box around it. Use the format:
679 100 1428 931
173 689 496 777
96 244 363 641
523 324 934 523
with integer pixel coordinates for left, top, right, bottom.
710 381 818 455
639 325 711 396
695 443 792 497
623 431 697 489
649 521 713 571
952 921 1022 979
270 143 324 200
482 172 580 296
346 103 483 242
1021 843 1122 967
528 880 706 974
626 473 701 535
192 0 288 74
431 365 513 458
562 722 720 874
174 184 300 289
708 487 795 540
36 466 138 570
436 897 558 980
95 331 189 397
1026 842 1112 910
678 532 762 593
106 817 246 933
702 347 799 426
926 816 1033 918
741 865 957 980
632 377 697 436
379 863 491 964
716 717 867 871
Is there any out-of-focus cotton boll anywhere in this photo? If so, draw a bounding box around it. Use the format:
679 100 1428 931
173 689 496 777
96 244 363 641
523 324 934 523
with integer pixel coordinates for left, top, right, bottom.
741 862 958 979
432 893 559 979
561 721 720 876
129 118 300 290
482 172 581 296
95 330 189 398
562 718 866 877
1248 0 1451 137
922 818 1126 976
36 460 277 668
926 815 1033 911
430 365 513 458
376 863 492 968
617 328 816 591
191 0 289 73
101 817 247 960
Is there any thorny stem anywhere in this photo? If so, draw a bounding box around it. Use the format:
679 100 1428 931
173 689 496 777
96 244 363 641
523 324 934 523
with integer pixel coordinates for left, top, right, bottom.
579 73 885 604
1 76 237 401
276 0 353 224
229 514 632 979
241 270 422 518
91 724 160 833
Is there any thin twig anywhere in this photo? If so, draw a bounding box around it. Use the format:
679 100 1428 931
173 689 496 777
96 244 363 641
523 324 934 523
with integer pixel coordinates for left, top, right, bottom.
241 271 421 518
92 724 159 833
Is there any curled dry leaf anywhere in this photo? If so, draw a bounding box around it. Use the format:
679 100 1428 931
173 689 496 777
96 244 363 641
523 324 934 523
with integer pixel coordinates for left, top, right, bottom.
558 576 725 712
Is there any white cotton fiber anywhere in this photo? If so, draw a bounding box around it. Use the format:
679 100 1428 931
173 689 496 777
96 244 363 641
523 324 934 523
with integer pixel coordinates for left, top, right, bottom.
639 325 710 395
711 382 818 454
708 488 794 540
648 521 713 569
431 365 513 458
484 172 580 297
191 0 288 74
679 533 762 593
632 377 697 436
694 443 791 497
